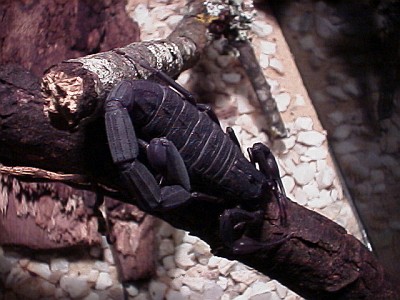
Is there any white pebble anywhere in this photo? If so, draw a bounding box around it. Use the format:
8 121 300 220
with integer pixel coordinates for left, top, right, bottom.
282 135 296 151
236 114 259 137
182 276 205 291
275 92 291 112
276 282 288 298
87 269 99 283
259 53 270 69
294 116 313 131
167 269 185 282
158 221 176 238
281 175 295 194
132 4 150 27
297 131 326 147
183 233 200 244
125 284 139 297
230 269 258 285
94 261 109 272
103 248 114 264
166 290 187 300
222 73 241 84
26 261 52 280
203 282 224 300
60 275 90 299
304 147 328 160
293 188 308 205
269 58 284 74
50 258 69 273
217 258 237 276
252 21 273 37
149 280 168 300
316 167 335 189
163 255 176 270
83 292 100 300
175 243 195 269
236 94 255 114
303 184 320 200
260 41 276 55
250 280 275 296
308 191 332 209
180 285 193 298
295 94 306 106
95 272 113 290
40 280 56 297
170 276 184 290
293 163 315 186
159 238 175 257
166 15 184 28
217 276 229 290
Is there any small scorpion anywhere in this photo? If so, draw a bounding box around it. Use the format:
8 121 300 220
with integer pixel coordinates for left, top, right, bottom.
104 55 288 254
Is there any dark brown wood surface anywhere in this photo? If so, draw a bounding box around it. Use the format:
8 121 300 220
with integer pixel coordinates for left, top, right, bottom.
0 0 156 282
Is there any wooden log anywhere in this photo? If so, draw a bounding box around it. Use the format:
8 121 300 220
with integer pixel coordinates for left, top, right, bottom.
0 0 157 282
2 65 398 298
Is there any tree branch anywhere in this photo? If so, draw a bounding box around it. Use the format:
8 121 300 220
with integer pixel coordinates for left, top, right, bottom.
41 0 209 130
1 63 398 300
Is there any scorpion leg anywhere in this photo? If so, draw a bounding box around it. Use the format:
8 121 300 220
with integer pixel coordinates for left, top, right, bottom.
248 143 288 224
146 137 191 192
226 127 241 149
220 208 288 255
105 81 192 212
196 103 221 126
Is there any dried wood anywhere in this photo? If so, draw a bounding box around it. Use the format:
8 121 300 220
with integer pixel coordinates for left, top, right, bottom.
0 0 156 282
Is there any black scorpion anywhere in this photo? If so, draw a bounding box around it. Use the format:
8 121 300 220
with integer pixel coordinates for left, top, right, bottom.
104 58 288 254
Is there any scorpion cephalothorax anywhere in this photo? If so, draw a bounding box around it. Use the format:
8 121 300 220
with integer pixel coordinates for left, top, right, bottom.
104 57 288 254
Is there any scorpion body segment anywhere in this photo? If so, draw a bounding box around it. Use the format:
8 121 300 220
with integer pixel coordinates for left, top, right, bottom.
107 79 267 209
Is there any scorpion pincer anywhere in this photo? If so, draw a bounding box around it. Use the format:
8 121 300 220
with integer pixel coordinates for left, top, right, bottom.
104 59 288 254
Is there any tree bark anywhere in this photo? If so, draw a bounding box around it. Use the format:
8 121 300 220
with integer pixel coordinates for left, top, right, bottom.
0 0 157 282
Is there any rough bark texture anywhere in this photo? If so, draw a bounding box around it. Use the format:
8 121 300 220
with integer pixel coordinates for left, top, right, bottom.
105 198 156 281
0 0 157 282
0 0 139 77
0 174 102 249
0 65 398 299
218 199 398 299
41 0 209 130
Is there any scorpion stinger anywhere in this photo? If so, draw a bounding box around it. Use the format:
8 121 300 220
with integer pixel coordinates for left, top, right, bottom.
248 143 288 224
